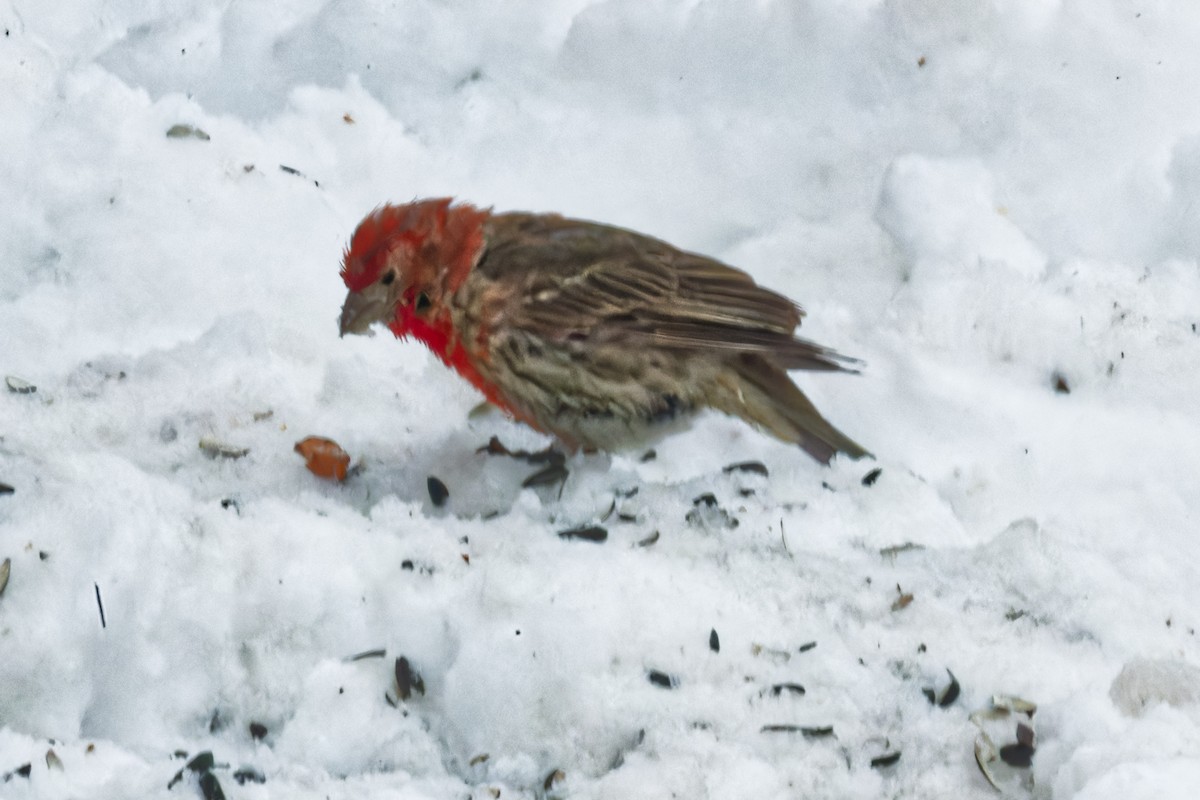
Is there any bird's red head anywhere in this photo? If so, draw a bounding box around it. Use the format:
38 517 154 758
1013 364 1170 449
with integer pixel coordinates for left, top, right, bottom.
338 198 489 338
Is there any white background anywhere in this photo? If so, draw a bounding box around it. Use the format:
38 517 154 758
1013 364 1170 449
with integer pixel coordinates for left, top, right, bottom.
2 1 1199 797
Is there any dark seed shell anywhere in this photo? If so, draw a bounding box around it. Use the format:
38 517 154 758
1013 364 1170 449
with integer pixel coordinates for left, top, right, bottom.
557 525 607 543
999 743 1035 768
427 476 449 507
647 670 677 689
543 768 565 790
198 770 226 800
522 464 568 488
939 670 961 707
723 461 768 477
395 656 425 700
233 767 266 785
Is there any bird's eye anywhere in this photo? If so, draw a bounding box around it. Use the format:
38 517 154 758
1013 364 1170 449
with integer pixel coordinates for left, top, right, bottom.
415 292 431 312
380 271 396 286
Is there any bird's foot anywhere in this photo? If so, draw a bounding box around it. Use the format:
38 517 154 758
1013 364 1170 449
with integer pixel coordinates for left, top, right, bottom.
477 436 569 489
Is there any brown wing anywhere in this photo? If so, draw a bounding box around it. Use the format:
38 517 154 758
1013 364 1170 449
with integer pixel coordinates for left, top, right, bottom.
477 213 855 372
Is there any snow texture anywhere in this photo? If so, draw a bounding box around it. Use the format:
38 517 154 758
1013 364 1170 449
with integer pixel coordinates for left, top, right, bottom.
2 1 1200 798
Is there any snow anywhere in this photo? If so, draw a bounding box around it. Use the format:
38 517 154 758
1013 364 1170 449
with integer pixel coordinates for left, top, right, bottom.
2 1 1200 798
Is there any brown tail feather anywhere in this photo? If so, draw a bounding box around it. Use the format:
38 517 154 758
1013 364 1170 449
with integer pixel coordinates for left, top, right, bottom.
718 355 870 465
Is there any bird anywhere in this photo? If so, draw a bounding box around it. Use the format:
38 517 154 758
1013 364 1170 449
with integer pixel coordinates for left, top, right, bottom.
338 197 868 464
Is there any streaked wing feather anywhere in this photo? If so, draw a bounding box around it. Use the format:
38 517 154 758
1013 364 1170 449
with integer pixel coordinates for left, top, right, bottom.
483 213 850 372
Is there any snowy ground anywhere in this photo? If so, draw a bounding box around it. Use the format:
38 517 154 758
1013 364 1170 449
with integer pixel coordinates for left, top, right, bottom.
3 1 1200 798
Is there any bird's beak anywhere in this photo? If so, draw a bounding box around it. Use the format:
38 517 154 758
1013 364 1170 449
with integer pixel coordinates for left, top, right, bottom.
339 290 388 337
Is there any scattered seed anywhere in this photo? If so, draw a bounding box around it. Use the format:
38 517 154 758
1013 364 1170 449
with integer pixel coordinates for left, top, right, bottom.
199 438 249 460
93 582 106 628
394 656 425 700
892 587 914 611
279 164 302 176
599 499 617 522
870 751 902 768
723 461 768 477
999 742 1035 768
45 749 63 770
0 482 12 495
5 763 32 780
760 725 833 737
917 55 927 67
862 467 883 486
469 753 490 766
1053 373 1070 394
647 669 678 689
798 641 817 653
232 767 266 785
543 768 565 790
640 449 657 462
248 722 267 741
940 670 960 707
220 498 239 513
169 752 216 789
709 629 720 653
879 542 924 558
636 530 660 547
5 376 35 394
770 683 806 697
166 124 210 140
345 648 387 662
342 113 356 125
427 476 449 507
557 525 607 543
294 436 350 481
0 558 9 597
974 733 1001 789
992 695 1037 716
523 464 569 488
199 770 226 800
751 643 792 663
173 750 188 759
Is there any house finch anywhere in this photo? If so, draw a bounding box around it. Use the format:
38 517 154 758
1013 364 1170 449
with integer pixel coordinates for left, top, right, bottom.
338 198 868 464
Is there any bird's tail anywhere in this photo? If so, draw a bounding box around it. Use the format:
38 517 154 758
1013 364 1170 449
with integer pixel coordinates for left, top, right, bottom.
719 354 870 465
